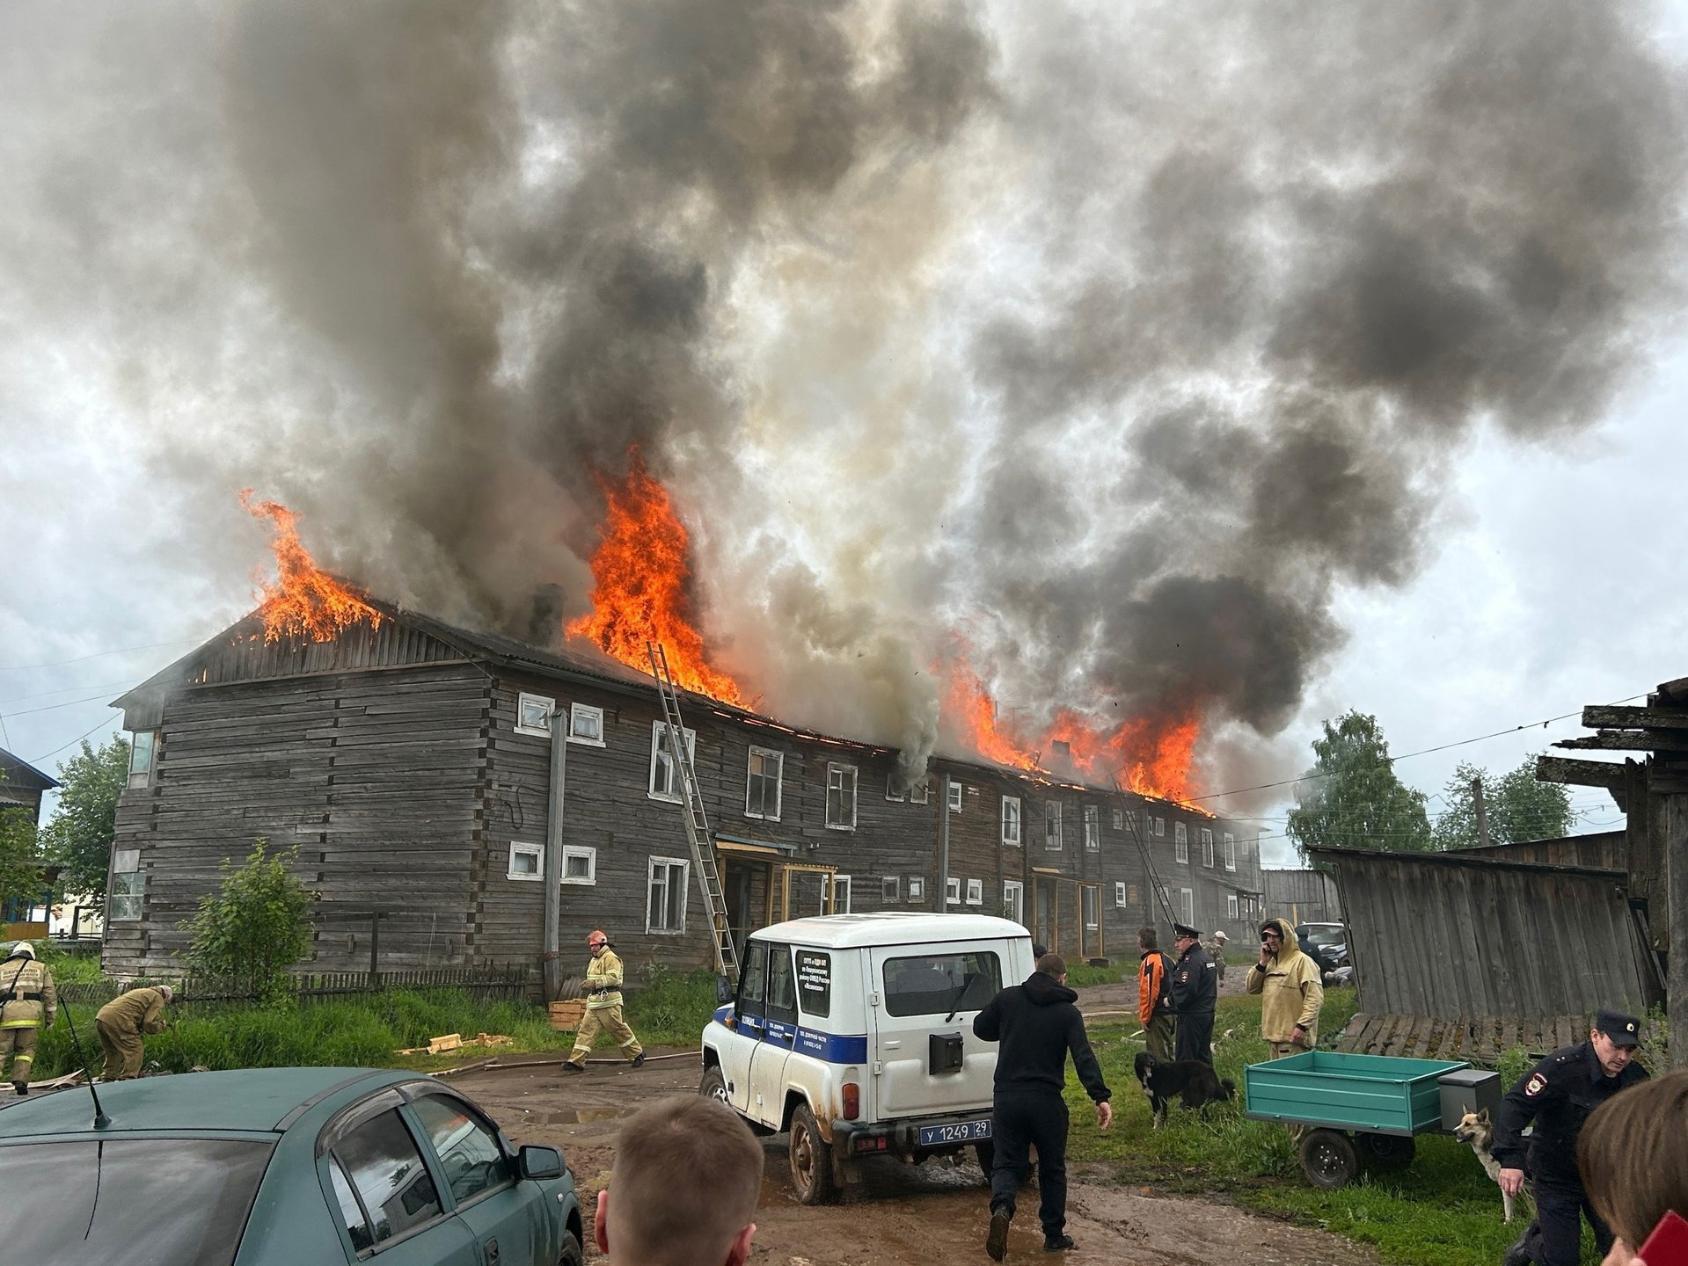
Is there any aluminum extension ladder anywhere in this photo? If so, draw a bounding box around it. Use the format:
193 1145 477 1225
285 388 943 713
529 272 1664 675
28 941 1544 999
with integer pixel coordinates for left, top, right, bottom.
647 642 740 982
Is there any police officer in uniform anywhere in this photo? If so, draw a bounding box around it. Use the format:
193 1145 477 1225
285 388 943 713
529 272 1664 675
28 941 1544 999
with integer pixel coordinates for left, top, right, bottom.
1169 923 1218 1065
1492 1008 1649 1266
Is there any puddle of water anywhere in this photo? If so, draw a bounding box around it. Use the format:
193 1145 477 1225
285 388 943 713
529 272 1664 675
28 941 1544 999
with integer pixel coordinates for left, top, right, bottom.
529 1105 634 1125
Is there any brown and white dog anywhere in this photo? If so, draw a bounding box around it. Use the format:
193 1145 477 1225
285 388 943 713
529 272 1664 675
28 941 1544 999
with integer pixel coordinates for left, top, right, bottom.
1453 1108 1534 1224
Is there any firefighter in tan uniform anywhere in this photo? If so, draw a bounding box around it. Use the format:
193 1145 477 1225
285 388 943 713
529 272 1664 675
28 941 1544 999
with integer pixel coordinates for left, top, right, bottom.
562 930 645 1072
95 984 173 1081
1 942 57 1094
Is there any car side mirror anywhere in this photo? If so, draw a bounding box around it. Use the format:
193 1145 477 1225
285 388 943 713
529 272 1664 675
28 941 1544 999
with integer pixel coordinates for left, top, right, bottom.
518 1144 565 1181
716 973 734 1004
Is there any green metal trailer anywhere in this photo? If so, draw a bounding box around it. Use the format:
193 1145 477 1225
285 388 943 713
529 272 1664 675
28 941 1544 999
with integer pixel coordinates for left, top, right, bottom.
1245 1050 1484 1188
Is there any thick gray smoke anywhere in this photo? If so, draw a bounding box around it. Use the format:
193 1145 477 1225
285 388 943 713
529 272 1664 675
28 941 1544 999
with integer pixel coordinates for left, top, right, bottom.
1 0 1683 792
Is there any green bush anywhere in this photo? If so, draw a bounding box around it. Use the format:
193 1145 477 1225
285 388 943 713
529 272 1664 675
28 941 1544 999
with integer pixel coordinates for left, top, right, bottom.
183 841 314 1004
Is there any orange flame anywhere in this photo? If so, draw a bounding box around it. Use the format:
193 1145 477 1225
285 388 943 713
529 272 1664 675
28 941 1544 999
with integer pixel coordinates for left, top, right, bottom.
565 451 746 706
945 658 1203 806
240 490 383 643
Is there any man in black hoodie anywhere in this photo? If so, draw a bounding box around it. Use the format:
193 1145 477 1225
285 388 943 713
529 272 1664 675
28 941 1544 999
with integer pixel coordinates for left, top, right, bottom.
974 953 1113 1259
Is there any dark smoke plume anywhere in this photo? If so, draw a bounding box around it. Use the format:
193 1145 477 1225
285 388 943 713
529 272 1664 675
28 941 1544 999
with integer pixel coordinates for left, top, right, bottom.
1 0 1683 790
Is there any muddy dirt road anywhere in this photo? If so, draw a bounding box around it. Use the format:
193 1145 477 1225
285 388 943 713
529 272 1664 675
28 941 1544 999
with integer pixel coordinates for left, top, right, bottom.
455 1050 1377 1266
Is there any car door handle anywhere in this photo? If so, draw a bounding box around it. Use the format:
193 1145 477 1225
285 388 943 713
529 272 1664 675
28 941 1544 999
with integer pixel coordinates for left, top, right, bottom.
883 1040 901 1049
484 1237 499 1266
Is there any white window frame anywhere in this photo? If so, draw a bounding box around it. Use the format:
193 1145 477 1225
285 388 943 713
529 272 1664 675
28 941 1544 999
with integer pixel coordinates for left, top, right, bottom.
109 847 144 921
965 878 983 906
907 877 925 902
1156 816 1166 837
1111 808 1124 831
1083 804 1100 852
1002 880 1024 924
567 702 605 746
885 774 905 803
948 781 963 813
1114 881 1128 908
507 841 544 881
909 781 930 805
744 746 784 821
882 875 901 903
825 762 858 831
1224 832 1237 871
1082 884 1100 931
1044 800 1062 851
516 692 555 738
646 856 690 934
1202 827 1215 868
1001 795 1022 847
1179 887 1195 928
126 731 159 790
560 845 597 886
1227 893 1239 920
647 721 696 803
823 874 853 913
1175 822 1189 865
946 876 962 906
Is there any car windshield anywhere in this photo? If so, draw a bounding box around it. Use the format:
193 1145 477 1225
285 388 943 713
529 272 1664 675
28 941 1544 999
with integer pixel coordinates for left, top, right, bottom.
1 1137 274 1266
1303 927 1344 947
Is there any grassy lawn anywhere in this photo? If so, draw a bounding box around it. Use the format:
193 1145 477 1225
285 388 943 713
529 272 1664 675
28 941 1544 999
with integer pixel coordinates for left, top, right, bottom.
1060 987 1600 1266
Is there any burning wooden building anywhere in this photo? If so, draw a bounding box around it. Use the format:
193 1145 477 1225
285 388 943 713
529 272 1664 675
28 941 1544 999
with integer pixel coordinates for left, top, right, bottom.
102 595 1265 983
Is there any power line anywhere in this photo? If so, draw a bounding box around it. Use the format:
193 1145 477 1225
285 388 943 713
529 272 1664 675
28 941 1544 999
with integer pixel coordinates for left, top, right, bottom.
0 692 123 719
1187 692 1650 806
28 716 120 766
0 679 137 709
0 635 199 674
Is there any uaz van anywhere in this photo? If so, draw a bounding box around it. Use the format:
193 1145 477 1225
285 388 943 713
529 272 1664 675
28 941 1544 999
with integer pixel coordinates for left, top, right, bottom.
700 913 1033 1203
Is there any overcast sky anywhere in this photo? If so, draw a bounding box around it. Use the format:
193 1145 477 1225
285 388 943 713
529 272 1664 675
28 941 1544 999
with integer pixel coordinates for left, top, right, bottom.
3 3 1686 869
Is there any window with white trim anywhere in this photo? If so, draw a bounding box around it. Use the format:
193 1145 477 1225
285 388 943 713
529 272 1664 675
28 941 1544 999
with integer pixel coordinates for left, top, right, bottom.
1044 800 1062 850
1002 880 1024 923
568 703 604 746
1082 884 1099 931
516 692 554 737
823 874 852 913
909 781 930 805
647 857 689 933
1174 822 1189 864
109 847 143 920
647 722 696 801
907 877 925 902
745 746 783 821
1227 893 1239 919
882 875 901 903
1083 805 1100 851
948 781 963 813
825 763 858 830
1224 832 1237 871
1001 796 1022 847
1125 808 1139 834
966 878 983 906
945 876 962 906
1179 887 1194 927
1111 808 1123 831
1114 881 1128 908
507 842 543 881
126 731 158 790
1154 816 1166 837
561 845 596 885
885 774 906 802
1201 827 1215 868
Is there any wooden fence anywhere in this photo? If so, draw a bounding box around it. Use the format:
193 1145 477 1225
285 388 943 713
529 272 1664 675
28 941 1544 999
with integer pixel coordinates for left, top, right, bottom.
54 963 534 1009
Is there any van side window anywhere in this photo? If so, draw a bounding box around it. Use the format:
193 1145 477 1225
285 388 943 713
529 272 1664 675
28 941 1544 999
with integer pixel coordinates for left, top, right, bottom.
767 944 798 1024
795 950 831 1019
883 951 1002 1018
738 941 769 1020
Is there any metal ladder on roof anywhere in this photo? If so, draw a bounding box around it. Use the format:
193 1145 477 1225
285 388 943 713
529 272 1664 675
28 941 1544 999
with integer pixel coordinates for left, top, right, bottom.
647 641 739 982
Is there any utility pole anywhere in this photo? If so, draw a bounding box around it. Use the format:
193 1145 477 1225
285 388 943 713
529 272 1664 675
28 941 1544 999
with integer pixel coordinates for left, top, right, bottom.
938 774 951 913
1472 776 1490 849
543 707 568 1000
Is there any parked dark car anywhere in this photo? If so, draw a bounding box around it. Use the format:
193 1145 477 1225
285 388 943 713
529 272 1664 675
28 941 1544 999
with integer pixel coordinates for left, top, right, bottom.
0 1067 584 1266
1295 921 1352 984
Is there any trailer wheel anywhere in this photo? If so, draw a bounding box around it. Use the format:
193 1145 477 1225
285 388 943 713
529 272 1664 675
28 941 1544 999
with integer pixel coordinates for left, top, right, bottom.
789 1104 838 1205
1356 1132 1416 1171
1300 1128 1359 1189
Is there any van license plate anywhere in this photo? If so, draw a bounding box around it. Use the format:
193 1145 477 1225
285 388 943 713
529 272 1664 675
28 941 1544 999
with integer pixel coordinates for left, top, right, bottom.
918 1119 992 1146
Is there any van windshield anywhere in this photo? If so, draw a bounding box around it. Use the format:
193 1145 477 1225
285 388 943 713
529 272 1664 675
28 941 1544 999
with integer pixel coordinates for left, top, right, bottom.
883 951 1001 1017
3 1137 274 1266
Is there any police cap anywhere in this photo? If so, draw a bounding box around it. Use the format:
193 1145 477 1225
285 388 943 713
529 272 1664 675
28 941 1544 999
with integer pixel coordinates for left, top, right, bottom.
1172 922 1200 940
1594 1008 1641 1048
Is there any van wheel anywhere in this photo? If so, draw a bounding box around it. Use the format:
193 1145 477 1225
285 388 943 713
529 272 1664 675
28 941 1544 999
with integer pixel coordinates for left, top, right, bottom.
974 1140 995 1178
699 1066 729 1106
789 1104 837 1205
558 1229 584 1266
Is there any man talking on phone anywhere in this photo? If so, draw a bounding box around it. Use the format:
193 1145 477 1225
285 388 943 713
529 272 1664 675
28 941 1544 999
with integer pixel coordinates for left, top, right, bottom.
1246 917 1325 1060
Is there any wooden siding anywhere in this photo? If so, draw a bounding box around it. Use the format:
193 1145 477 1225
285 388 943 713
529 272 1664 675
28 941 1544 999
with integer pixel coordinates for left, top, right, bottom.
1452 832 1628 871
1263 868 1345 924
1311 848 1653 1019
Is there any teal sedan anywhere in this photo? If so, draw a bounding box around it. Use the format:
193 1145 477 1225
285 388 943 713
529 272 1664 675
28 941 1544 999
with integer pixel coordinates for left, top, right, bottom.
0 1067 585 1266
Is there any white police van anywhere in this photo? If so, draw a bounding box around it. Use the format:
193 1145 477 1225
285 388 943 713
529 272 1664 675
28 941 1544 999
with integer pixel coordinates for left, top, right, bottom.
700 912 1034 1203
